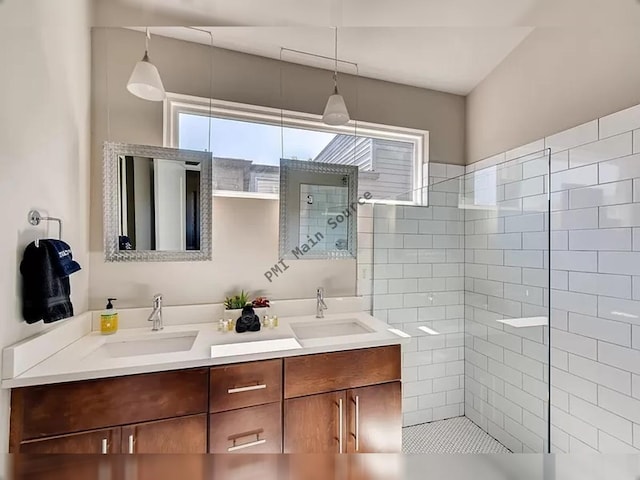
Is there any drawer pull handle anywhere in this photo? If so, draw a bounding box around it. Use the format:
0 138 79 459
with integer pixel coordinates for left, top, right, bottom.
227 384 267 394
228 437 266 452
338 398 343 454
128 434 135 454
101 438 108 454
355 395 360 452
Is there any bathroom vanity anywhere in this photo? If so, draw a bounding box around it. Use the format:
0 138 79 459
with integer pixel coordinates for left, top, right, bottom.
4 306 405 455
9 345 401 454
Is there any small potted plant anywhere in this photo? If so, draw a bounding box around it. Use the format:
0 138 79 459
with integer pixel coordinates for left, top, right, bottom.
223 290 250 320
224 291 271 320
251 296 271 318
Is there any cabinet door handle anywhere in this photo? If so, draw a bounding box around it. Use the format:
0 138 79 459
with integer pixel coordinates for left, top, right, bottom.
227 384 266 394
228 430 264 452
227 439 266 452
101 438 108 454
354 395 360 452
128 434 135 454
338 398 344 454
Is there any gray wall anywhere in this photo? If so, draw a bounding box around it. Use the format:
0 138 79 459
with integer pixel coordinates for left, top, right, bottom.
466 27 640 164
0 0 92 454
92 28 465 165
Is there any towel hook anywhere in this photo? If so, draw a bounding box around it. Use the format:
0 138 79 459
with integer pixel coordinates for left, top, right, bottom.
28 210 62 246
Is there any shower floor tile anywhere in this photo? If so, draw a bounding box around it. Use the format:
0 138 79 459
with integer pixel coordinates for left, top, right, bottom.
402 417 511 454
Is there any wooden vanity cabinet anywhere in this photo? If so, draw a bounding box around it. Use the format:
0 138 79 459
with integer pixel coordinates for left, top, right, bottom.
283 383 402 454
17 416 208 455
9 344 402 454
122 414 207 454
209 358 282 413
10 368 209 454
284 391 346 453
283 345 402 454
345 382 402 453
207 359 283 454
209 402 282 453
19 427 122 454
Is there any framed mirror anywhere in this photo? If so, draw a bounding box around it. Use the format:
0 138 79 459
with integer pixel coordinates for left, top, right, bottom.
279 159 358 260
103 142 212 262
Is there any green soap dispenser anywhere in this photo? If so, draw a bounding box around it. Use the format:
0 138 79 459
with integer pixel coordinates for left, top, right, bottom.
100 298 118 335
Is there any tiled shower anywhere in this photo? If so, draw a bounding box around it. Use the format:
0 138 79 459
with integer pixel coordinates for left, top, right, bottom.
364 102 640 453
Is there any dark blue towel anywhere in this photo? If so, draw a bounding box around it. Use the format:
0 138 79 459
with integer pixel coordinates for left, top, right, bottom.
20 240 80 324
42 239 81 277
119 235 133 250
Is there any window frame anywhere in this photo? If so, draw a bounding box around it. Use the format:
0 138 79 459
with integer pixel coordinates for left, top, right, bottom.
163 92 429 205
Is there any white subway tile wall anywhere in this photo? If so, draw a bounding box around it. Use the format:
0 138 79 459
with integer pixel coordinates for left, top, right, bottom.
363 105 640 451
368 164 466 427
465 104 640 453
463 150 551 453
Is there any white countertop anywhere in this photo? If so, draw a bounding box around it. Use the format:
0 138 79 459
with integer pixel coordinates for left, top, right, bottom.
2 309 408 388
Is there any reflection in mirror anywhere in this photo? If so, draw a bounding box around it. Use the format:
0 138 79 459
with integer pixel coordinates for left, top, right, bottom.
299 184 349 253
117 156 201 251
279 159 358 260
104 142 212 262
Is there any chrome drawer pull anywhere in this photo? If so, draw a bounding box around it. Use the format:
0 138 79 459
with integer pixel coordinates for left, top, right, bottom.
355 395 360 452
101 438 108 454
128 434 135 454
227 384 267 394
338 398 344 454
228 439 266 452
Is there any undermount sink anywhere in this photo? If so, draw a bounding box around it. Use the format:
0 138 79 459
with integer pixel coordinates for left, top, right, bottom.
99 331 198 358
291 318 374 340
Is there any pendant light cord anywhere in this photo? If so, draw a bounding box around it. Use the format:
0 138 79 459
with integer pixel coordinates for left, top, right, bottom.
334 27 338 93
279 47 284 161
105 28 111 141
208 30 213 153
183 27 214 152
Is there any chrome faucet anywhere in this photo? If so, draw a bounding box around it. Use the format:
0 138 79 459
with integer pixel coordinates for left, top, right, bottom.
316 287 328 318
148 294 163 331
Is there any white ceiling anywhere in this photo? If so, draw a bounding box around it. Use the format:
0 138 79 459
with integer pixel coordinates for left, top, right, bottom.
144 26 532 95
111 0 640 27
112 0 640 95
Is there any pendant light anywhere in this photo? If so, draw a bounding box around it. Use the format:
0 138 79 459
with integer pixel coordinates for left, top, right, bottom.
127 28 166 102
322 27 350 126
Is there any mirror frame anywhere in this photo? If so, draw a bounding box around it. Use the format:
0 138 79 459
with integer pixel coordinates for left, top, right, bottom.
279 159 358 260
103 142 213 262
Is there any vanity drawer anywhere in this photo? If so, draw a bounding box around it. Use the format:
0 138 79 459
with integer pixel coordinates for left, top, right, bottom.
15 368 209 440
209 402 282 453
284 345 401 399
209 359 282 413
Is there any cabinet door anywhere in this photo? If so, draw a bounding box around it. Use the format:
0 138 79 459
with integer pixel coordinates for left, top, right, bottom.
210 402 282 453
13 368 208 443
284 391 346 453
347 382 402 453
19 427 121 454
122 414 207 453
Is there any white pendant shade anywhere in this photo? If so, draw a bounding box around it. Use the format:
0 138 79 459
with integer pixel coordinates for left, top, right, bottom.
127 54 166 102
322 91 350 126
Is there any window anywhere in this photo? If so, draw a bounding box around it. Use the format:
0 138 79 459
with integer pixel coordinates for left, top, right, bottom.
164 93 429 204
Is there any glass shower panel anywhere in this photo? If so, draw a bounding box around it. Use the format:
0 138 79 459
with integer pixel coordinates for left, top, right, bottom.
463 150 551 453
371 172 466 428
547 139 640 453
369 154 550 451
